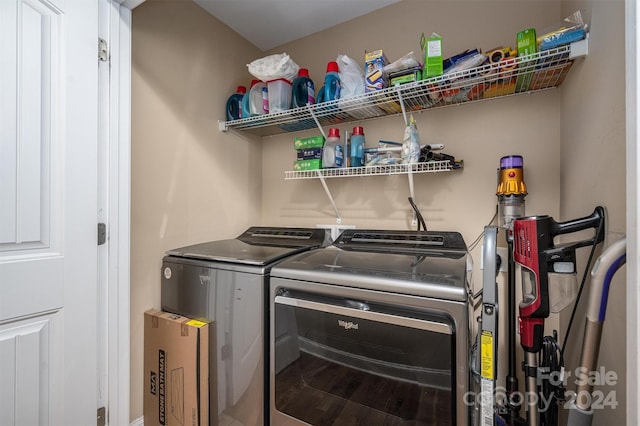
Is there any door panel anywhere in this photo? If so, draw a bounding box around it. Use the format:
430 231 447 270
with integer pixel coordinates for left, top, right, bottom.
0 314 57 426
0 0 99 425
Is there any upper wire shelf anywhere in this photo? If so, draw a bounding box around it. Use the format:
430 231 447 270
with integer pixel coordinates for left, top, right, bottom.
219 39 587 136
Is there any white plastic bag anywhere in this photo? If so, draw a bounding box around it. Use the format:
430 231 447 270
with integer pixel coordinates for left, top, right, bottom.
247 53 300 82
402 116 421 164
336 54 365 99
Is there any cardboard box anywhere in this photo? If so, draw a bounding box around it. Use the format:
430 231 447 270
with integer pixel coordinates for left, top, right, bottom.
365 50 390 92
293 159 322 171
294 135 324 150
422 33 443 78
296 147 323 160
515 28 537 92
144 309 213 426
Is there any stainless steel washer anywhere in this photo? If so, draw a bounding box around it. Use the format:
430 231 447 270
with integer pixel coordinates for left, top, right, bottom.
161 226 330 426
269 229 472 426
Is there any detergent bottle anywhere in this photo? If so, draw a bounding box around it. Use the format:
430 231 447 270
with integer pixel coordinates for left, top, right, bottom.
242 80 257 117
322 128 344 168
350 126 365 167
248 79 268 115
226 85 247 120
291 68 315 108
317 61 341 103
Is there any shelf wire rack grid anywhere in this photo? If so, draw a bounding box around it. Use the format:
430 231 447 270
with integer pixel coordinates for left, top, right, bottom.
284 160 453 180
220 41 585 136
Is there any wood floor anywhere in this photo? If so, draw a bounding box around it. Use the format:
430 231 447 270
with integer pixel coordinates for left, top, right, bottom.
275 352 453 425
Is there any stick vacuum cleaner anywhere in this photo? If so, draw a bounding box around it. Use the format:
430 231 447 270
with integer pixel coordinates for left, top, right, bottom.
512 206 605 426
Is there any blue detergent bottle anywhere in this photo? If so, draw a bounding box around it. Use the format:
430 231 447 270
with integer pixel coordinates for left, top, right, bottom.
226 85 247 120
317 61 341 103
350 126 365 167
291 68 315 108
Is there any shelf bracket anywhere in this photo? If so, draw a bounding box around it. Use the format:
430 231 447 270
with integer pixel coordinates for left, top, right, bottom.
396 85 409 125
218 120 229 132
308 105 327 138
316 170 342 224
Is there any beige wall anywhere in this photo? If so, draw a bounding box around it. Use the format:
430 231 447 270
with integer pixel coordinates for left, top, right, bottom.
130 0 627 423
130 0 262 420
560 1 627 424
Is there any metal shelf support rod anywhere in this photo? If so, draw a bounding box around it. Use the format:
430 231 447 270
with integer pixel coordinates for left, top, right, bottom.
315 170 342 224
397 85 409 125
308 105 326 139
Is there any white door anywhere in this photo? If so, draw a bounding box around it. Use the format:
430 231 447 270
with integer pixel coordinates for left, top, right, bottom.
0 0 100 425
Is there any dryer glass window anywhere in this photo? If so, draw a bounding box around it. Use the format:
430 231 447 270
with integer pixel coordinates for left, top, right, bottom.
273 291 456 425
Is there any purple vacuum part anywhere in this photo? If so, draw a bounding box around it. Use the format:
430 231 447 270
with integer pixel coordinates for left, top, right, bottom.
500 155 523 169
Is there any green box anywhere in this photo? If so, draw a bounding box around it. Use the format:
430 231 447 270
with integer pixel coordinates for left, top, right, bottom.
293 159 322 171
422 33 443 79
515 28 537 92
294 135 325 150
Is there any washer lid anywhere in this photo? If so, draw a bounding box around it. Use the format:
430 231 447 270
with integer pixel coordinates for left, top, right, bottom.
166 227 329 266
271 230 470 301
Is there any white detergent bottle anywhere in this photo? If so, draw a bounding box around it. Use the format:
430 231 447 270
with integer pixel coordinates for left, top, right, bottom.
249 79 268 115
322 128 343 168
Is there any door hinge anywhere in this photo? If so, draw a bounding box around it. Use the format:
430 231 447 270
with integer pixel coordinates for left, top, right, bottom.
98 223 107 246
98 38 108 62
97 406 106 426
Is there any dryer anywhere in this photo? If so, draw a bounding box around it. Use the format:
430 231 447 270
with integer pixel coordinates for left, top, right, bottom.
161 226 329 426
269 229 472 426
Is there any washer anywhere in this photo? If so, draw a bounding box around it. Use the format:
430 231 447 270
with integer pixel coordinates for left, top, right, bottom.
161 226 330 426
269 229 472 426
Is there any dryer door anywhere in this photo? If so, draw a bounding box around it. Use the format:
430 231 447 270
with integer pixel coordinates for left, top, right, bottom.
273 289 456 426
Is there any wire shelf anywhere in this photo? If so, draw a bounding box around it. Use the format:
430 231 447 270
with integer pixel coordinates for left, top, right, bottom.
284 160 454 180
220 40 587 136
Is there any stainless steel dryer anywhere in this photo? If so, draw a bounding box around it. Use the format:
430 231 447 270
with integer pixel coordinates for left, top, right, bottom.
269 229 472 426
161 226 330 426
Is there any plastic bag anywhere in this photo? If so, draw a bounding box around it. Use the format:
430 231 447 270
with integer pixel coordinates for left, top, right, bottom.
336 54 365 99
537 10 588 51
402 116 421 164
247 53 300 82
383 51 421 75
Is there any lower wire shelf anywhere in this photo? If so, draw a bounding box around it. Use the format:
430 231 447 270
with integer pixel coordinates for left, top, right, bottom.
284 160 456 180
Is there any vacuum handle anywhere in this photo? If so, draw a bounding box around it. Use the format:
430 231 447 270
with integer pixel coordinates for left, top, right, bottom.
551 206 605 243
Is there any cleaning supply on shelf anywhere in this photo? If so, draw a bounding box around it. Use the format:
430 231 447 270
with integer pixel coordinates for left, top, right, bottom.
402 116 421 164
267 78 292 113
515 28 537 92
421 33 443 79
365 50 390 92
242 81 254 118
316 61 341 103
322 128 343 168
294 135 325 150
350 126 365 167
291 68 315 108
226 85 247 120
248 79 269 115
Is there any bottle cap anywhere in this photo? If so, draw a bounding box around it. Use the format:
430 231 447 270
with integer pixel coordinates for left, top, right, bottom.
249 79 260 88
298 68 310 78
352 126 364 135
237 85 247 94
328 128 340 138
326 61 340 73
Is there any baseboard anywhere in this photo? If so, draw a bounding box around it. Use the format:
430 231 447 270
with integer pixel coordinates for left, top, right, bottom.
130 416 144 426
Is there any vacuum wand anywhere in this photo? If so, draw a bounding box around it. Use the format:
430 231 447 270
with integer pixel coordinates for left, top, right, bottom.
496 155 527 426
567 237 626 426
